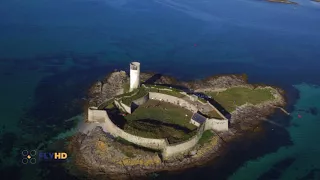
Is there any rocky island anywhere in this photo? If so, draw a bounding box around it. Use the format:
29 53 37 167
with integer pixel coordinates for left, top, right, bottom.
267 0 298 4
66 62 287 180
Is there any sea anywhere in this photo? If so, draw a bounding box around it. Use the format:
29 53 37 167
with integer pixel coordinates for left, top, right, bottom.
0 0 319 179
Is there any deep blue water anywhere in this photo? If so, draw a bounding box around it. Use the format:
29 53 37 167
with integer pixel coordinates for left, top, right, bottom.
0 0 319 179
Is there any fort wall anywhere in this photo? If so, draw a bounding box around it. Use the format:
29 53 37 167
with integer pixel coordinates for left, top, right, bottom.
149 92 198 113
87 91 228 158
87 108 167 150
114 100 132 114
162 123 205 158
132 93 149 106
207 101 228 120
87 107 208 158
205 118 229 131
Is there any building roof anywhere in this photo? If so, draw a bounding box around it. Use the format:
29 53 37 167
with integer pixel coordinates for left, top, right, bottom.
191 113 207 124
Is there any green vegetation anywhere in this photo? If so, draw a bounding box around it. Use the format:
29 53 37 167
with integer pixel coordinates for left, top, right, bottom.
198 97 207 103
97 99 114 110
205 87 274 112
123 100 197 143
115 137 135 146
123 82 130 93
198 130 215 146
122 87 148 105
147 88 185 98
116 88 139 98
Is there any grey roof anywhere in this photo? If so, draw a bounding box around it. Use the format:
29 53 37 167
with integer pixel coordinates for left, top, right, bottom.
191 113 206 124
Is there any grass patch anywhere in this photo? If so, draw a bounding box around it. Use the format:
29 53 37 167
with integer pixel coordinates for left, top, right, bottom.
203 110 223 119
115 137 134 146
124 121 197 144
122 88 148 106
125 100 194 128
115 88 139 98
198 130 215 146
97 99 114 110
198 97 207 103
123 100 196 143
205 87 274 112
115 136 161 155
148 88 185 98
123 82 130 93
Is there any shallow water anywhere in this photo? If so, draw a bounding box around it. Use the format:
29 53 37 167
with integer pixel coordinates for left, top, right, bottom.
0 0 319 179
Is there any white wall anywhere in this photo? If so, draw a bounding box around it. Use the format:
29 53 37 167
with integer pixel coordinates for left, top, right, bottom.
190 119 200 127
88 108 167 150
114 100 132 114
205 118 228 131
206 101 227 119
149 92 198 113
120 102 131 114
132 94 149 106
88 107 105 122
163 124 205 158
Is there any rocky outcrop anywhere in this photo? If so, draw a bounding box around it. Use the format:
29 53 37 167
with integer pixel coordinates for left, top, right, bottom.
185 74 249 91
68 127 222 180
88 71 129 106
75 71 287 179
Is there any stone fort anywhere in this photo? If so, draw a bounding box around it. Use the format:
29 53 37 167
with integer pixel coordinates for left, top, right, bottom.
87 62 228 159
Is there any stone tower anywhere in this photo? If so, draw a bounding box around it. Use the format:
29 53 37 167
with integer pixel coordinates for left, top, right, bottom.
129 62 140 92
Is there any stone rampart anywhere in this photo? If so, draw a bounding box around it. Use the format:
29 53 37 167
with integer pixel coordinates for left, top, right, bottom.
114 100 132 114
88 107 105 122
87 106 223 158
205 118 229 131
162 123 205 158
149 92 198 113
120 102 131 114
132 93 149 106
207 101 228 119
87 108 167 150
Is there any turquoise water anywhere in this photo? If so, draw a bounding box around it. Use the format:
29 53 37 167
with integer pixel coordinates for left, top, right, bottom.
0 0 319 179
229 84 320 180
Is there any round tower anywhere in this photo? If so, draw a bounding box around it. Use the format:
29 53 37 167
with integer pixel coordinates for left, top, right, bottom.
130 62 140 92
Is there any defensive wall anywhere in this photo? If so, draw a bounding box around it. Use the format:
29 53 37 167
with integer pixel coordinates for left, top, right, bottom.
88 107 167 150
149 92 198 113
132 93 149 106
113 90 229 132
87 107 207 158
114 100 132 114
87 87 229 158
163 123 205 158
205 118 228 131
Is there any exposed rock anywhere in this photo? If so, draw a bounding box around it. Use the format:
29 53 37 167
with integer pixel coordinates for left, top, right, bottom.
88 71 129 106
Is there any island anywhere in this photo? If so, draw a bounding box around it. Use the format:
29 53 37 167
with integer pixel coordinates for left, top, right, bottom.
66 62 287 179
267 0 298 4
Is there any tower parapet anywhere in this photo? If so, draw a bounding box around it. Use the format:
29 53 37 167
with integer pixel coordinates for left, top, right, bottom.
130 62 140 92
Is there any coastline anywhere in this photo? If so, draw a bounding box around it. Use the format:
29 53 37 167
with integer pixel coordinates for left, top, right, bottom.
66 71 287 179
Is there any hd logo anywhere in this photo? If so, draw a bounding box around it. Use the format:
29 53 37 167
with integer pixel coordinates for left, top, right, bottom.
21 150 68 164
